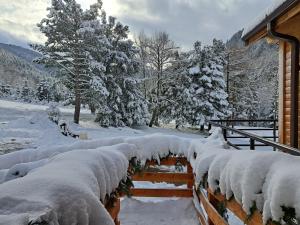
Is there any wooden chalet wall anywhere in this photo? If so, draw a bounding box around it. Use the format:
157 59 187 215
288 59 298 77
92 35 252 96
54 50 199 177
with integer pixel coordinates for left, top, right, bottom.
278 12 300 148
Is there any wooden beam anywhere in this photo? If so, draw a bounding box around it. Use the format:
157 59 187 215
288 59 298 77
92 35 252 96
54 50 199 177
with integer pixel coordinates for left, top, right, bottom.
246 2 300 44
132 172 193 183
130 188 193 198
146 157 189 166
106 198 120 222
207 189 277 225
196 189 228 225
195 207 208 225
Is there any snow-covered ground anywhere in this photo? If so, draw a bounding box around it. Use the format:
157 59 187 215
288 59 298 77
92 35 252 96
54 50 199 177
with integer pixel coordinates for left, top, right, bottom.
1 100 300 225
0 100 204 225
120 197 199 225
0 100 203 155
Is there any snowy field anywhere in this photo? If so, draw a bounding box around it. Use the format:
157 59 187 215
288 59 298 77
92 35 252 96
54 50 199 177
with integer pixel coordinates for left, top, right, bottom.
0 99 203 155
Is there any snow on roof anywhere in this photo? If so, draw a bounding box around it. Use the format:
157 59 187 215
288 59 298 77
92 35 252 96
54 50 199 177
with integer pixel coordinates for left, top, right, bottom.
242 0 291 40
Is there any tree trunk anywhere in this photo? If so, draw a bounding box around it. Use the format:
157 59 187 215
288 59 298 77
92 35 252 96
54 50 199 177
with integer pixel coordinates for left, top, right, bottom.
200 125 205 131
149 108 158 127
74 91 81 124
90 104 96 115
74 63 81 124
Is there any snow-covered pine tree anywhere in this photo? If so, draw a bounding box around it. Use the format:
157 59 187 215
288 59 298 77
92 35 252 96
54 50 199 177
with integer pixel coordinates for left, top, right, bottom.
187 40 230 126
21 80 31 102
77 2 110 115
36 79 50 102
82 9 149 127
160 51 193 128
206 39 230 119
32 0 91 124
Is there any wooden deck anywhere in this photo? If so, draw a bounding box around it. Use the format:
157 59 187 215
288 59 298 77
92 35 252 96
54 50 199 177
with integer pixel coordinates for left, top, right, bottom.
105 156 280 225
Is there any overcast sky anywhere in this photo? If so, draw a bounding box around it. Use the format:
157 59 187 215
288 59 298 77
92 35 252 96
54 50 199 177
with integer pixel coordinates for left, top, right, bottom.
0 0 274 49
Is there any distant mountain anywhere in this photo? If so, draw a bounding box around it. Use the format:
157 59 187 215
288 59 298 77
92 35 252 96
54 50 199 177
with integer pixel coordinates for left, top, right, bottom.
0 43 54 88
0 43 52 74
226 30 279 118
226 30 245 49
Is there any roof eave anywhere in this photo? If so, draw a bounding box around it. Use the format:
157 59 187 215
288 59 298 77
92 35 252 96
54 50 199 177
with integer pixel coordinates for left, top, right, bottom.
242 0 299 43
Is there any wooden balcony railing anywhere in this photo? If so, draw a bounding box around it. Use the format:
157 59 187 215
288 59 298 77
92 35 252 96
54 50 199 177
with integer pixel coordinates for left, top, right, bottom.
106 156 287 225
209 120 300 155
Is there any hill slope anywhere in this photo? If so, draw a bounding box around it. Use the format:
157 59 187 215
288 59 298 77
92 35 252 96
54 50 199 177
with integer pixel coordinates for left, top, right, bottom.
226 30 278 118
0 43 53 88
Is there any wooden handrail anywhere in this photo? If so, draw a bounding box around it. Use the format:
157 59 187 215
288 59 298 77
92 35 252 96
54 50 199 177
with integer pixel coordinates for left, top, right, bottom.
130 157 194 198
132 172 193 183
113 156 288 225
130 188 193 197
209 121 300 155
194 188 277 225
106 198 121 225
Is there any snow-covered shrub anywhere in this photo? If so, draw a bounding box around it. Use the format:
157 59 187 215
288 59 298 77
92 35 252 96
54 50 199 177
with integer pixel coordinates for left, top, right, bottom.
46 104 61 123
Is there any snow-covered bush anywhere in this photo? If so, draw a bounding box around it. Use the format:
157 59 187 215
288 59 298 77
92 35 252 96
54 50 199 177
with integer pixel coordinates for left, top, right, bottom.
46 104 61 123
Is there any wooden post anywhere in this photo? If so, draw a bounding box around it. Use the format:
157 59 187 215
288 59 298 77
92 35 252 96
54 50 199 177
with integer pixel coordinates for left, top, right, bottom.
207 191 219 225
208 123 212 131
250 138 255 150
187 163 193 189
223 129 227 141
273 120 277 151
106 198 121 225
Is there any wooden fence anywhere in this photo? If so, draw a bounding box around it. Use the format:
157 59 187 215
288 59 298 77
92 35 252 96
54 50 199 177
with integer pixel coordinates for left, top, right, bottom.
106 156 281 225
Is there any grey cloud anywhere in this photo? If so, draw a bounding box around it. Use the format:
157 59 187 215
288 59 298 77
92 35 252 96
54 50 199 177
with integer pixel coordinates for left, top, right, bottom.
0 29 29 48
109 0 273 49
0 0 275 49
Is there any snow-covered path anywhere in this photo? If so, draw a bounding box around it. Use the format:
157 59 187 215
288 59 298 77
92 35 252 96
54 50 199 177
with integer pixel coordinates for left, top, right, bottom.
120 198 199 225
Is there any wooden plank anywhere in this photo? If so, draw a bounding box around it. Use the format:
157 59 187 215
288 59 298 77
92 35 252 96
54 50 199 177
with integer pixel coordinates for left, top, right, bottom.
130 188 193 198
106 198 120 221
196 189 228 225
207 189 277 225
146 157 188 166
187 164 194 188
196 207 208 225
132 172 193 183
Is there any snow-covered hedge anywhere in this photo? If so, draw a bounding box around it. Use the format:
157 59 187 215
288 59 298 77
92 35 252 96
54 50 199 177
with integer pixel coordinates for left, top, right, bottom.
1 128 300 224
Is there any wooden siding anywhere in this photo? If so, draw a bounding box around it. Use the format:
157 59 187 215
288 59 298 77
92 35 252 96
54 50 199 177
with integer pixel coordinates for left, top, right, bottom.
280 41 300 148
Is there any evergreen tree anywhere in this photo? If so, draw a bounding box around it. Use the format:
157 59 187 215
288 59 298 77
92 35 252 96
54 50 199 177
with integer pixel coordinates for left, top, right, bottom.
187 40 230 126
32 0 91 124
21 80 31 102
36 80 50 102
93 12 149 127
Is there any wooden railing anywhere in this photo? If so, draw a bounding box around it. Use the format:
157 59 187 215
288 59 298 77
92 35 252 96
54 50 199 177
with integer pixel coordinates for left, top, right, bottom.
107 155 291 225
106 198 121 225
131 157 194 198
209 119 278 150
193 187 277 225
209 120 300 156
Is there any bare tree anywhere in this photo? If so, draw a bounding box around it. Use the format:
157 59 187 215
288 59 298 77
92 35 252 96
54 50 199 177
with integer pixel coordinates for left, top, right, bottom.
135 31 151 99
146 32 178 127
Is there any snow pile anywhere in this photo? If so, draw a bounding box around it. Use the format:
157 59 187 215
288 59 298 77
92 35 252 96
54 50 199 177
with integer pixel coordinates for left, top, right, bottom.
0 144 132 225
194 147 300 223
1 127 300 224
0 131 224 225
